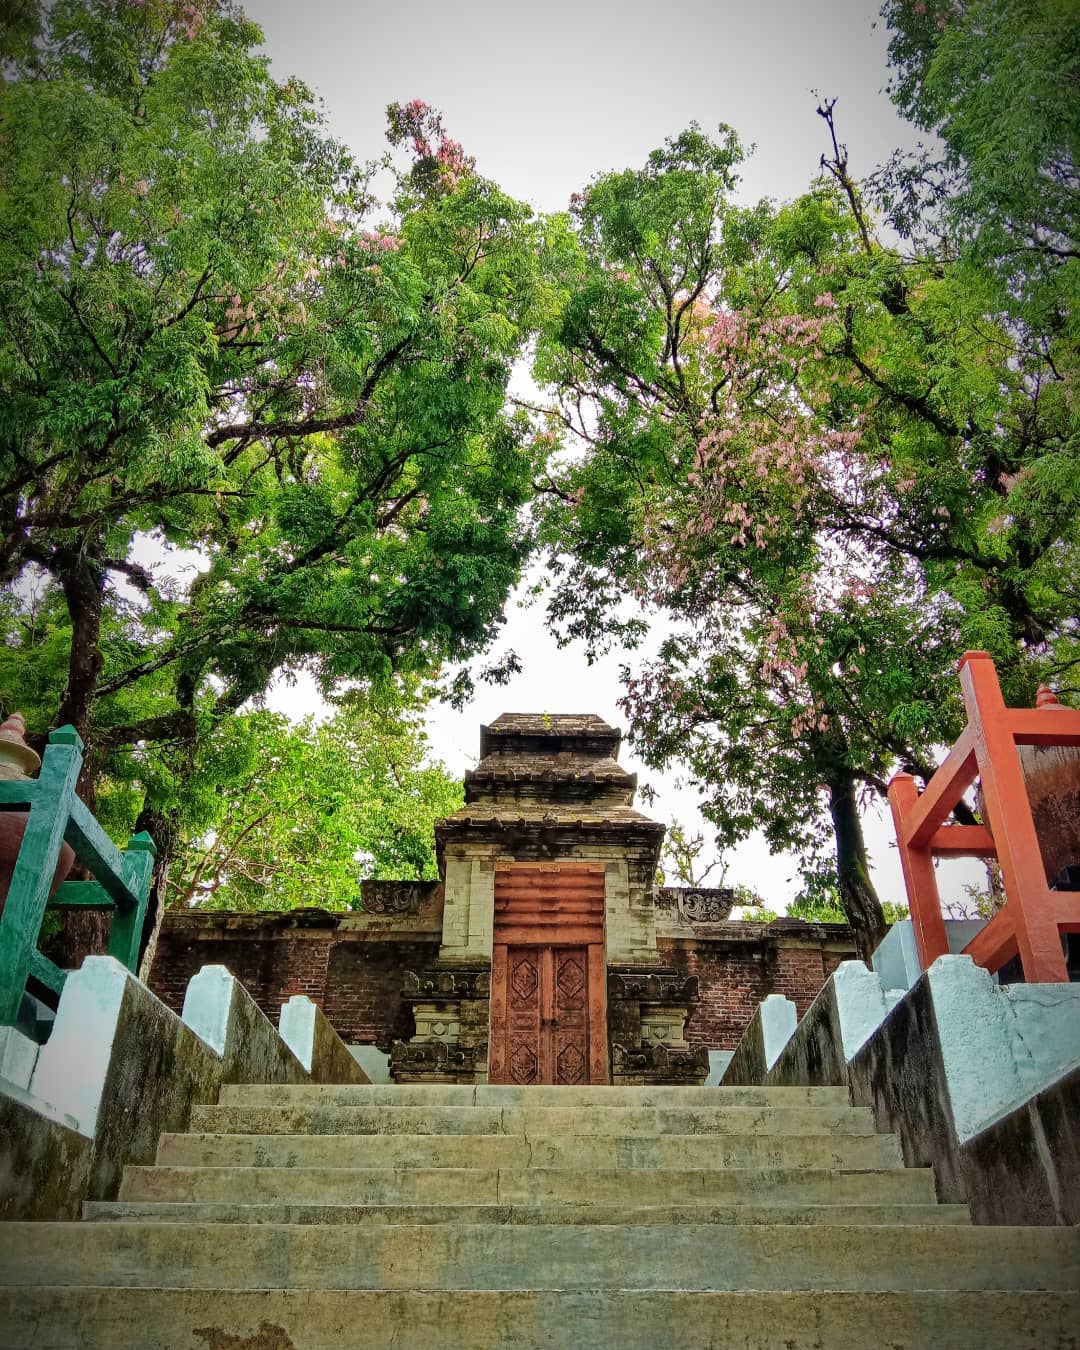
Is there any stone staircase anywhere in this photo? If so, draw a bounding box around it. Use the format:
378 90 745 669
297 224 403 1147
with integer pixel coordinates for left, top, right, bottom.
0 1083 1076 1348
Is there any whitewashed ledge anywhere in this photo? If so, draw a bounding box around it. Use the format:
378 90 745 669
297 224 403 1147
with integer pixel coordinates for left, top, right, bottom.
723 933 1080 1225
1 956 366 1220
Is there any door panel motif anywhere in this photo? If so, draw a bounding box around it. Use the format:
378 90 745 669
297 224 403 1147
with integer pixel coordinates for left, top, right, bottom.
488 863 608 1085
506 949 542 1085
552 949 587 1085
491 945 597 1085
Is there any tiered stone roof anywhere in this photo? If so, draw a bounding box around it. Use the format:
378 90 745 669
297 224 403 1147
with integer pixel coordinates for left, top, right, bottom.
436 714 663 857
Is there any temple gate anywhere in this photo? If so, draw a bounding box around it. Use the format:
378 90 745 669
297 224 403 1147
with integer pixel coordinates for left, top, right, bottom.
391 714 713 1086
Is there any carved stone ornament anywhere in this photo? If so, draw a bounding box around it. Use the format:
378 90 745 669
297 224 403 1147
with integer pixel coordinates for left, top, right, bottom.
664 887 735 923
401 968 491 1001
612 1041 710 1082
360 881 432 916
390 1039 478 1071
607 971 700 1004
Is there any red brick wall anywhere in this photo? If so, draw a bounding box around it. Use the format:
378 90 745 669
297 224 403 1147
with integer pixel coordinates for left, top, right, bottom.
148 911 440 1054
149 912 855 1058
151 934 317 1023
322 941 440 1052
658 926 857 1051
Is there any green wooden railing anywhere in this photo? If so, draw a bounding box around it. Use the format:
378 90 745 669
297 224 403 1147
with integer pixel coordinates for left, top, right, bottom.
0 725 156 1027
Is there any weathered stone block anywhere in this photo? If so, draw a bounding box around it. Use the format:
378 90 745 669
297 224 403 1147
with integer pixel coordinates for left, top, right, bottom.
278 995 369 1084
0 1081 91 1220
29 956 222 1202
182 965 308 1086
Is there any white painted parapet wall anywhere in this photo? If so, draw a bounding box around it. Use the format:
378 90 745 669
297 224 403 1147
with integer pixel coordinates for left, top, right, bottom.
1 957 368 1219
871 918 988 995
725 949 1080 1144
279 993 369 1084
926 955 1080 1140
181 965 309 1087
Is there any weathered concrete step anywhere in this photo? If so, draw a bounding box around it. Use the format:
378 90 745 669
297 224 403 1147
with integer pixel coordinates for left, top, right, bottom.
189 1103 880 1138
2 1223 1076 1291
2 1288 1074 1350
84 1199 973 1226
117 1164 939 1206
154 1130 900 1171
217 1083 853 1109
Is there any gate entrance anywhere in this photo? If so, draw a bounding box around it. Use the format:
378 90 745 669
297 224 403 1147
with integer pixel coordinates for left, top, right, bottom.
488 863 608 1085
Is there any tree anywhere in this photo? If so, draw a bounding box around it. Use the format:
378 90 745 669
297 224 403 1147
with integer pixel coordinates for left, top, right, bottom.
167 700 462 911
659 820 768 909
0 0 40 63
533 119 1074 954
0 3 545 880
874 0 1079 335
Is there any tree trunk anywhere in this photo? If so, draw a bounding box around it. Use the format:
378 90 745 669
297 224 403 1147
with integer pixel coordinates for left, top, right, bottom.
827 772 887 962
53 549 106 801
54 549 106 738
133 802 177 980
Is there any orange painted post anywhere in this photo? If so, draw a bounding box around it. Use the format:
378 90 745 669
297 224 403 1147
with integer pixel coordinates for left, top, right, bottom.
887 651 1080 984
958 652 1069 983
888 772 950 971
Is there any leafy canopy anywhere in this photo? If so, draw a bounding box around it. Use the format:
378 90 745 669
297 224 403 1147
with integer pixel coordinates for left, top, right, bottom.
168 699 462 911
1 3 547 875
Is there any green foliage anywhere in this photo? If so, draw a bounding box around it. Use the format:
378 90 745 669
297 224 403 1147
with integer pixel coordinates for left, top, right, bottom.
737 906 779 924
0 0 40 62
168 699 462 910
0 1 546 875
875 0 1079 335
787 875 908 926
534 108 1076 952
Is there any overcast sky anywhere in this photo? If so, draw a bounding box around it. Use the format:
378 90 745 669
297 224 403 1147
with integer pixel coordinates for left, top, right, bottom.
241 0 979 908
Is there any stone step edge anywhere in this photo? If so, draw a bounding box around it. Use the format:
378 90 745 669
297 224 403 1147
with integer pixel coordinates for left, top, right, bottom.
159 1128 889 1157
83 1200 974 1225
199 1101 869 1112
3 1287 1076 1350
215 1086 855 1101
124 1164 927 1180
184 1117 891 1140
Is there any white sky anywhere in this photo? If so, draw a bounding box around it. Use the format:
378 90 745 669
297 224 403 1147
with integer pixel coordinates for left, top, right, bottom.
241 0 982 909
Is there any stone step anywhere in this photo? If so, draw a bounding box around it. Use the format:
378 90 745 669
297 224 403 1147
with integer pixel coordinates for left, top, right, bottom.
188 1103 880 1138
117 1164 938 1207
2 1222 1075 1292
84 1199 973 1226
153 1130 900 1171
216 1083 854 1109
2 1288 1074 1350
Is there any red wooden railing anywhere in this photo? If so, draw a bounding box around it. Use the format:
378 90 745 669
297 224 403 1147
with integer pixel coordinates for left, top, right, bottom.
888 650 1080 984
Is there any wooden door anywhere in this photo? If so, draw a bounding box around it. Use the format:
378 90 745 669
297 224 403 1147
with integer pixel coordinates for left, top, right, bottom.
491 944 597 1084
488 862 608 1085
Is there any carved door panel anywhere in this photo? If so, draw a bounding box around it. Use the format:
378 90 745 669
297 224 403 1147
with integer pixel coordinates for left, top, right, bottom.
550 947 588 1085
490 945 601 1085
505 946 543 1085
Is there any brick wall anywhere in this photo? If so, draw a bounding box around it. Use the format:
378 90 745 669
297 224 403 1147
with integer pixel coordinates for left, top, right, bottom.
321 940 441 1052
149 909 856 1058
148 908 442 1053
658 922 857 1051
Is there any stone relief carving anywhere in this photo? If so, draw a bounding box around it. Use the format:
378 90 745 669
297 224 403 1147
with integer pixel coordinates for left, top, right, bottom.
607 971 700 1004
360 881 438 916
611 1041 709 1082
390 1040 478 1072
658 887 735 923
401 968 490 1000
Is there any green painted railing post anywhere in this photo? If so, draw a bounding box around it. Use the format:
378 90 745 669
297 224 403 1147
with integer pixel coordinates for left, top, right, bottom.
0 726 83 1026
106 832 157 972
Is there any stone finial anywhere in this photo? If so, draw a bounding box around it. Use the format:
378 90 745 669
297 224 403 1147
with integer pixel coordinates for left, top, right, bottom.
1035 685 1060 709
0 712 41 780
